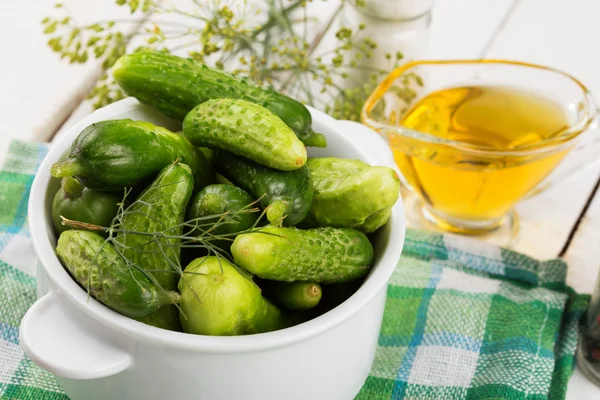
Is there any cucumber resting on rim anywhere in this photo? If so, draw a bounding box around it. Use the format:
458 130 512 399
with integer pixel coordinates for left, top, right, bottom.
112 51 327 148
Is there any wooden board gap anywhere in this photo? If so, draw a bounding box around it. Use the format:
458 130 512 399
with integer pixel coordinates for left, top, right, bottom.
559 174 600 257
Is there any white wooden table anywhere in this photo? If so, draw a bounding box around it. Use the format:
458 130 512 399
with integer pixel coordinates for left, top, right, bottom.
3 0 600 398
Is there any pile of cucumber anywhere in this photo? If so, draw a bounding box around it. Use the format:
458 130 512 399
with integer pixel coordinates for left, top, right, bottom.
49 51 400 336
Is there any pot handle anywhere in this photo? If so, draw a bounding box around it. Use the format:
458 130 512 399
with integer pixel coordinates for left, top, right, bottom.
20 291 133 380
336 120 397 170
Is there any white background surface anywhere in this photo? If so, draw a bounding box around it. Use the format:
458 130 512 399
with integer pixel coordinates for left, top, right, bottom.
2 0 600 398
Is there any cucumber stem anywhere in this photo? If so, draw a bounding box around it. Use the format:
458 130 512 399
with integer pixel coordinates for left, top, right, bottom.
51 159 84 178
61 176 84 198
60 216 103 231
255 299 285 333
307 283 322 298
167 291 181 305
266 201 287 227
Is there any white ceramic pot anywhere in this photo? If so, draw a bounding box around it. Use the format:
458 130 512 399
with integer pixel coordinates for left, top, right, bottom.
20 98 406 400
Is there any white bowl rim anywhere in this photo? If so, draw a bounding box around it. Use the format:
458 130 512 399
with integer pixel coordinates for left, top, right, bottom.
28 98 406 353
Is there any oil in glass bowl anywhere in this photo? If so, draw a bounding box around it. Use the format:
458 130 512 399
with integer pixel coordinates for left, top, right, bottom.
391 84 571 230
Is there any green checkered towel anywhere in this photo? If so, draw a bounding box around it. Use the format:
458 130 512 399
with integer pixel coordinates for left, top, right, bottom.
0 139 588 400
0 141 67 400
356 230 588 400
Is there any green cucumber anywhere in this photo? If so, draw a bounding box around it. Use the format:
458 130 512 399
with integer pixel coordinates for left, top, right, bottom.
261 281 322 310
52 177 120 235
112 51 326 147
56 230 179 319
179 256 283 336
309 281 364 319
136 305 182 332
215 173 234 185
50 119 214 192
114 163 194 291
198 147 214 163
305 157 400 233
186 184 258 250
183 99 306 171
231 226 374 283
214 152 313 227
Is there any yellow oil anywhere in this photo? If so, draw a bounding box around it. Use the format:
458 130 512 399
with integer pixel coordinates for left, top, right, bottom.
390 85 572 224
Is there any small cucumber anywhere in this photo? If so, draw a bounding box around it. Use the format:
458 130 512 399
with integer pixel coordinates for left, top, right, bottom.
308 281 364 319
231 226 374 283
179 256 283 336
215 173 234 185
56 230 179 319
183 99 307 171
50 119 214 192
261 281 322 310
305 157 400 233
52 177 120 235
361 207 393 234
186 184 258 250
114 163 194 291
198 147 214 163
214 151 313 227
136 305 182 332
112 51 326 147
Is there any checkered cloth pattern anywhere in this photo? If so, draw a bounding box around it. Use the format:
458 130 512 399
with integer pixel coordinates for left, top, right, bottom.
356 230 588 400
0 141 68 399
0 139 588 400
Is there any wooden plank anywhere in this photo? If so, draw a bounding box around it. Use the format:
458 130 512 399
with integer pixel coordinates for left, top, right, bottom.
423 0 517 59
508 162 600 261
563 189 600 293
0 0 146 165
52 100 95 143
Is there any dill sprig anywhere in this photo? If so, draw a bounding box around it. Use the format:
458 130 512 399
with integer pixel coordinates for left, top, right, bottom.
41 0 421 120
59 183 273 310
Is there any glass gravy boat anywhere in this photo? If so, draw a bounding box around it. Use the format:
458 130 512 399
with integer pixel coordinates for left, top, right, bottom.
361 60 598 242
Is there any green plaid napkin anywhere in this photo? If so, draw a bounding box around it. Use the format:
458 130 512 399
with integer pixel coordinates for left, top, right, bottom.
0 140 588 400
356 231 588 400
0 141 67 400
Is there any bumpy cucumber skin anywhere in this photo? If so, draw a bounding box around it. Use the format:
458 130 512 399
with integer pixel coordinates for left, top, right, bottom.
179 256 283 336
305 157 400 233
262 281 322 310
56 230 176 318
183 99 307 171
136 305 182 332
214 151 313 226
231 226 374 283
186 184 257 237
112 52 326 147
115 163 194 291
52 119 214 192
52 177 120 234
